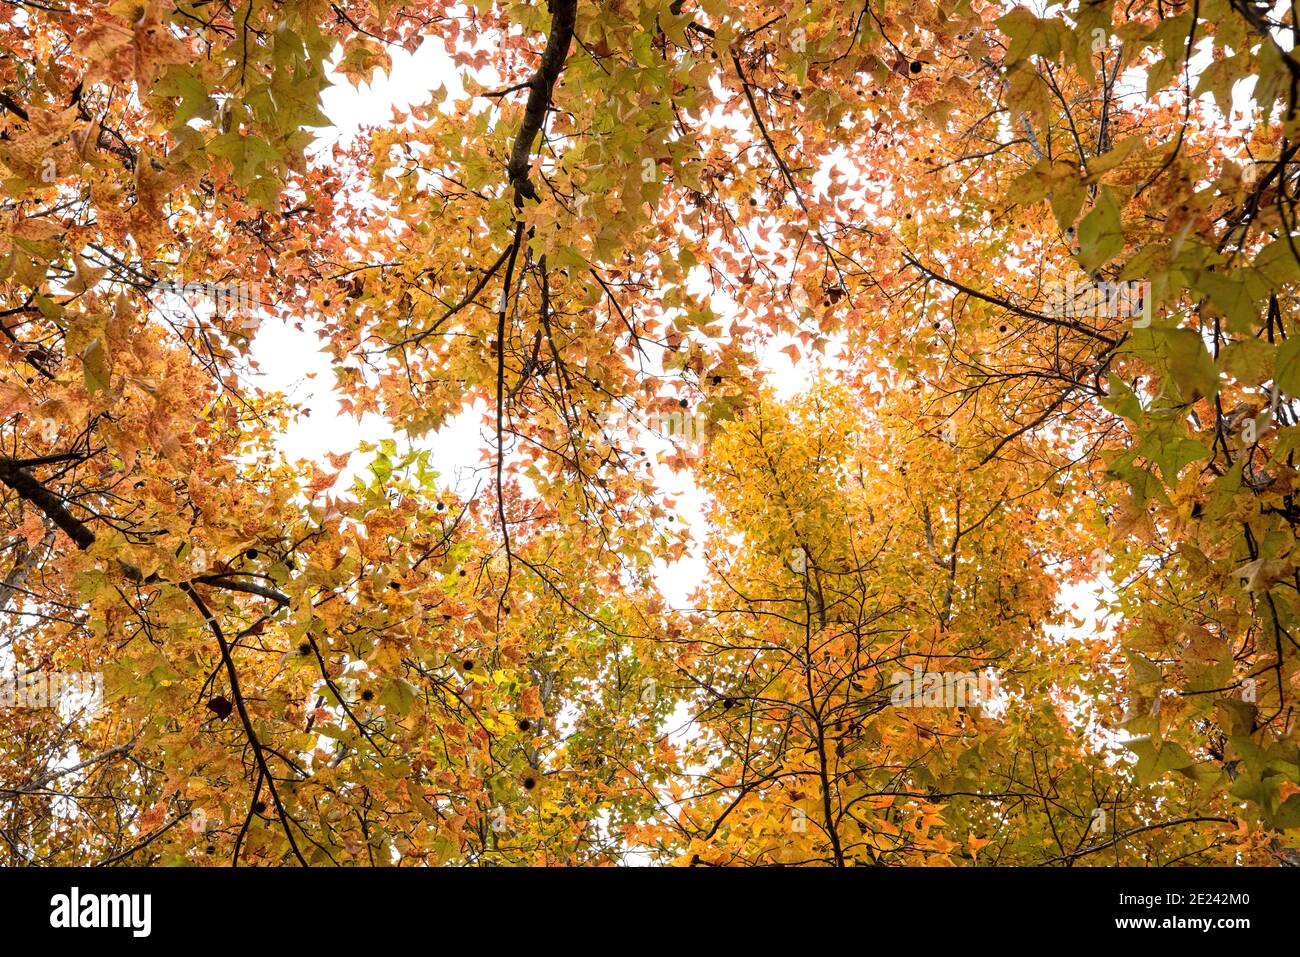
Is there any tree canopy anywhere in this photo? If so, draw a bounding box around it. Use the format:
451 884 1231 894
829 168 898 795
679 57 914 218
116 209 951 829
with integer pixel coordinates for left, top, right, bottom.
1 0 1298 865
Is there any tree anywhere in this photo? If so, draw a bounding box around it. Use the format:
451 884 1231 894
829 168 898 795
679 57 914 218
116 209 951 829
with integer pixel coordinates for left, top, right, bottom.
669 385 1241 864
0 0 1296 865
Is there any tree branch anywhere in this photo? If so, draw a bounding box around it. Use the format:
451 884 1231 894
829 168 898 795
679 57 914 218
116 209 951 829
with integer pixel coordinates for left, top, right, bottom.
506 0 578 205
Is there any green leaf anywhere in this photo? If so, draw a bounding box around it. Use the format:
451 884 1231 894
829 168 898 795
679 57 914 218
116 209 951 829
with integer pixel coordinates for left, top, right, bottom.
1124 737 1195 786
1275 335 1300 397
1214 697 1257 736
1219 336 1273 387
1098 373 1143 422
378 678 417 715
1269 794 1300 829
1103 449 1167 506
154 66 211 127
1128 651 1163 687
1195 270 1257 334
1138 428 1208 483
1077 189 1124 272
996 8 1069 64
1084 137 1144 181
1159 328 1216 403
82 338 111 396
1192 53 1247 116
1175 761 1225 796
1254 234 1300 288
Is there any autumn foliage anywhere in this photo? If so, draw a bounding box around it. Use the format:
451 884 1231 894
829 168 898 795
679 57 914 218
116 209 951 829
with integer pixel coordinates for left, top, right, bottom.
1 0 1298 865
